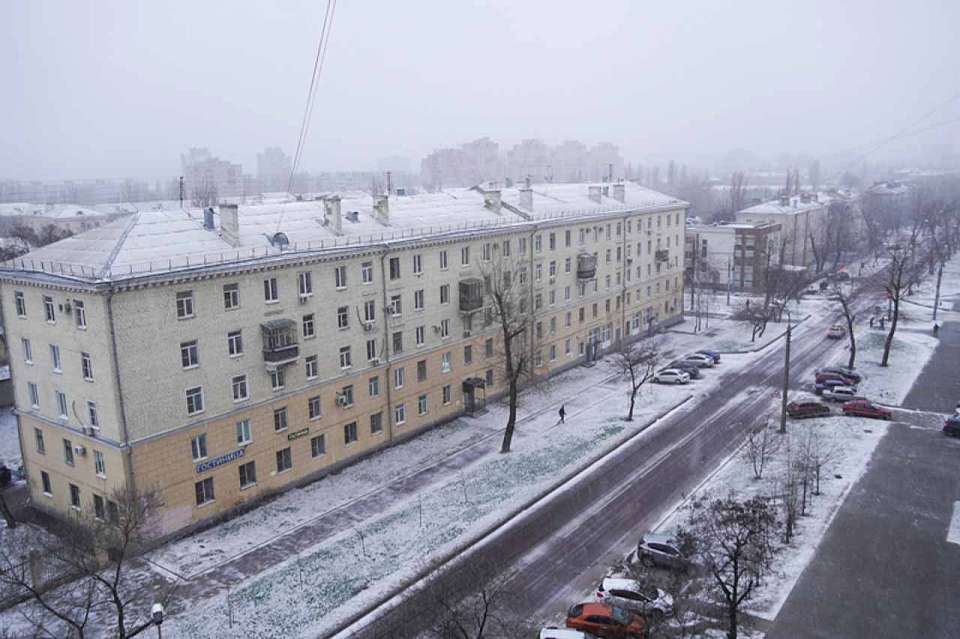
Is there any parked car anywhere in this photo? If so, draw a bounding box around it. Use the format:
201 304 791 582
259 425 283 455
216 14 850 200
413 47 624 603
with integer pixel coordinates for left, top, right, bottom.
842 400 892 420
943 415 960 438
682 353 715 368
636 532 693 572
815 367 863 384
826 324 846 339
815 371 851 385
566 603 647 638
786 401 831 419
695 349 721 364
821 385 863 403
666 361 703 379
595 577 673 621
814 379 849 395
540 627 600 639
653 369 690 384
836 271 851 281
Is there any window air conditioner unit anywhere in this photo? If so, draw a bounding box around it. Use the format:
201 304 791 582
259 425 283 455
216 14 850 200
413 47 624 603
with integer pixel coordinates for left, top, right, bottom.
363 322 376 332
335 394 349 407
64 302 72 313
370 357 381 365
462 330 471 338
73 445 87 457
299 294 310 305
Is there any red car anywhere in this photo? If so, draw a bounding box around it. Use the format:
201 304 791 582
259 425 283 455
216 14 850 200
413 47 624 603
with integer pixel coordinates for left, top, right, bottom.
815 372 851 385
842 400 892 420
787 401 831 419
566 602 647 638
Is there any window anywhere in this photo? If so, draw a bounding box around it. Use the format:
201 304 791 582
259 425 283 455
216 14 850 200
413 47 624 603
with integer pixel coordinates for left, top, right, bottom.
502 239 511 256
270 367 285 391
389 294 402 316
418 394 428 416
191 433 208 460
94 450 106 477
389 257 401 280
263 277 279 302
176 291 195 318
232 375 248 401
535 235 542 252
415 325 425 346
439 250 448 269
486 369 494 386
536 264 542 281
22 338 32 363
305 355 318 379
394 367 405 389
181 340 199 368
56 391 68 419
439 319 450 339
368 376 380 397
14 291 26 317
43 296 55 322
519 237 527 254
273 406 288 431
28 382 39 408
69 484 81 509
460 246 470 266
485 338 494 357
335 265 347 289
417 359 427 382
239 461 257 488
414 289 425 310
361 261 373 283
41 471 51 495
392 331 403 354
302 314 315 339
34 428 45 454
366 339 378 362
565 338 572 355
311 434 326 458
565 229 571 247
549 261 557 277
344 422 358 445
50 344 62 372
195 477 215 505
186 386 204 415
81 352 94 380
549 232 556 250
482 242 492 261
413 254 423 274
439 284 450 304
298 271 313 297
370 412 383 434
441 352 451 372
442 384 452 405
363 299 376 322
394 403 406 425
228 330 243 356
308 395 321 420
337 306 349 329
88 400 99 428
223 283 240 309
74 300 86 328
340 385 354 407
463 345 473 365
550 345 557 361
339 345 352 369
236 418 252 445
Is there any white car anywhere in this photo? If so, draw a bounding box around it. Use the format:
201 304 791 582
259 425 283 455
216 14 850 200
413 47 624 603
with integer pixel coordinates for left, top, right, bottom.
654 369 690 384
821 385 862 403
594 576 674 620
682 353 715 368
539 627 599 639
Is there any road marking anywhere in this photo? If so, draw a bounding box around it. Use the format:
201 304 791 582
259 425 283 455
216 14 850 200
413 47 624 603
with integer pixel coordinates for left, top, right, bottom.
948 501 960 546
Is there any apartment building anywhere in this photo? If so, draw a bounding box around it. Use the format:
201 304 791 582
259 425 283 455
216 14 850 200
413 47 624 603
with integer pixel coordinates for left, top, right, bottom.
0 182 687 537
735 193 830 268
684 221 782 293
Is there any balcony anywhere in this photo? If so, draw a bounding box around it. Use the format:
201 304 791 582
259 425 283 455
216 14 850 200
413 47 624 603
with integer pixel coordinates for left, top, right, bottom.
655 249 670 263
576 253 597 280
459 278 484 312
261 319 299 369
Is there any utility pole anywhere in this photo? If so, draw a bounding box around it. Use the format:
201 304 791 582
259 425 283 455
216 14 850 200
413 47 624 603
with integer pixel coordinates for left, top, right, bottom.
779 307 792 434
932 261 944 321
178 176 184 209
386 171 392 196
726 257 732 306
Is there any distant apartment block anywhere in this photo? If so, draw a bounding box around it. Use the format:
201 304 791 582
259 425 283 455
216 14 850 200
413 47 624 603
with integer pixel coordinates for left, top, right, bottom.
735 193 830 268
684 221 782 293
0 182 687 537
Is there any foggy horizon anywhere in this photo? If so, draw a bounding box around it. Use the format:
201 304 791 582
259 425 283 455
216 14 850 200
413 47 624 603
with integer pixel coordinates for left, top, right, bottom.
3 0 959 182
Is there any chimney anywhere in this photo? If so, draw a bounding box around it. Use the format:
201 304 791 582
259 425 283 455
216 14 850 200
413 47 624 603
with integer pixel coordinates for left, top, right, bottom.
588 185 602 204
519 185 533 211
612 183 625 203
323 195 342 234
374 195 390 223
203 207 215 230
483 189 502 213
779 195 790 207
219 203 240 246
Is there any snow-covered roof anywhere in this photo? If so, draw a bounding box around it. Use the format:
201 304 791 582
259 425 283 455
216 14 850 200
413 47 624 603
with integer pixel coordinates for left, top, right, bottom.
0 203 115 220
737 193 832 216
2 183 685 285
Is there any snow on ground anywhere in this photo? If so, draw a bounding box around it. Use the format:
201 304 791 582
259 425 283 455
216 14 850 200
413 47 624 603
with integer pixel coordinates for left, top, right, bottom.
0 408 21 470
904 252 960 310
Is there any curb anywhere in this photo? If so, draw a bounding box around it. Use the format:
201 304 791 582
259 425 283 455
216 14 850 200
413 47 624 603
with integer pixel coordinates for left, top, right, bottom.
327 394 695 638
718 314 812 355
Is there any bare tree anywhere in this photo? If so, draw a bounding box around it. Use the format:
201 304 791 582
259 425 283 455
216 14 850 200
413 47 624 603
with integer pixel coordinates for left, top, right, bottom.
831 281 858 369
615 339 660 421
799 425 840 496
0 486 173 639
189 173 218 208
745 420 781 481
678 494 779 639
880 236 925 367
729 171 747 218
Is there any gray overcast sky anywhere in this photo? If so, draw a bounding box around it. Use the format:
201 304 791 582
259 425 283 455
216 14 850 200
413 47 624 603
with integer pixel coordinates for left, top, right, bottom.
3 0 959 180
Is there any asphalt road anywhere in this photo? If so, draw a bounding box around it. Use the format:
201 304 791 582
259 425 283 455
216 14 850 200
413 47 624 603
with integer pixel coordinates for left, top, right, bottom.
345 309 855 638
900 319 960 413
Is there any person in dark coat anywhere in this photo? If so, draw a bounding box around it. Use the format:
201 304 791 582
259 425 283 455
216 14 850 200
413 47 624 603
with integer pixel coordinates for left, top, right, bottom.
558 405 566 424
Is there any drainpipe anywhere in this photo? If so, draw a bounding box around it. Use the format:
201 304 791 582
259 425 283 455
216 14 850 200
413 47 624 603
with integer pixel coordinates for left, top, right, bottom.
378 248 394 443
106 289 137 495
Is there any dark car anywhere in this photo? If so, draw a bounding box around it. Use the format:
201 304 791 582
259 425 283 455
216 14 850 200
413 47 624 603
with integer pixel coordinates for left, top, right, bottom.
815 367 862 385
814 379 848 395
815 371 852 385
787 401 831 419
842 400 892 420
944 415 960 438
666 361 702 379
695 349 721 364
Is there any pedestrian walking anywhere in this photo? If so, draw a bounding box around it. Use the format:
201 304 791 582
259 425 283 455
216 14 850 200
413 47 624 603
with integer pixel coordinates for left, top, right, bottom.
869 316 874 328
879 316 885 330
558 405 566 424
933 323 940 337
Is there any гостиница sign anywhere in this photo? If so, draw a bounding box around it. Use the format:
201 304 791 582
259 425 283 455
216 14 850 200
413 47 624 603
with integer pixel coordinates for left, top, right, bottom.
195 448 245 474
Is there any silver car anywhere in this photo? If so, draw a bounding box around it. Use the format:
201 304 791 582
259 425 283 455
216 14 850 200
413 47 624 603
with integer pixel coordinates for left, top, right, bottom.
637 532 693 571
594 576 674 620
